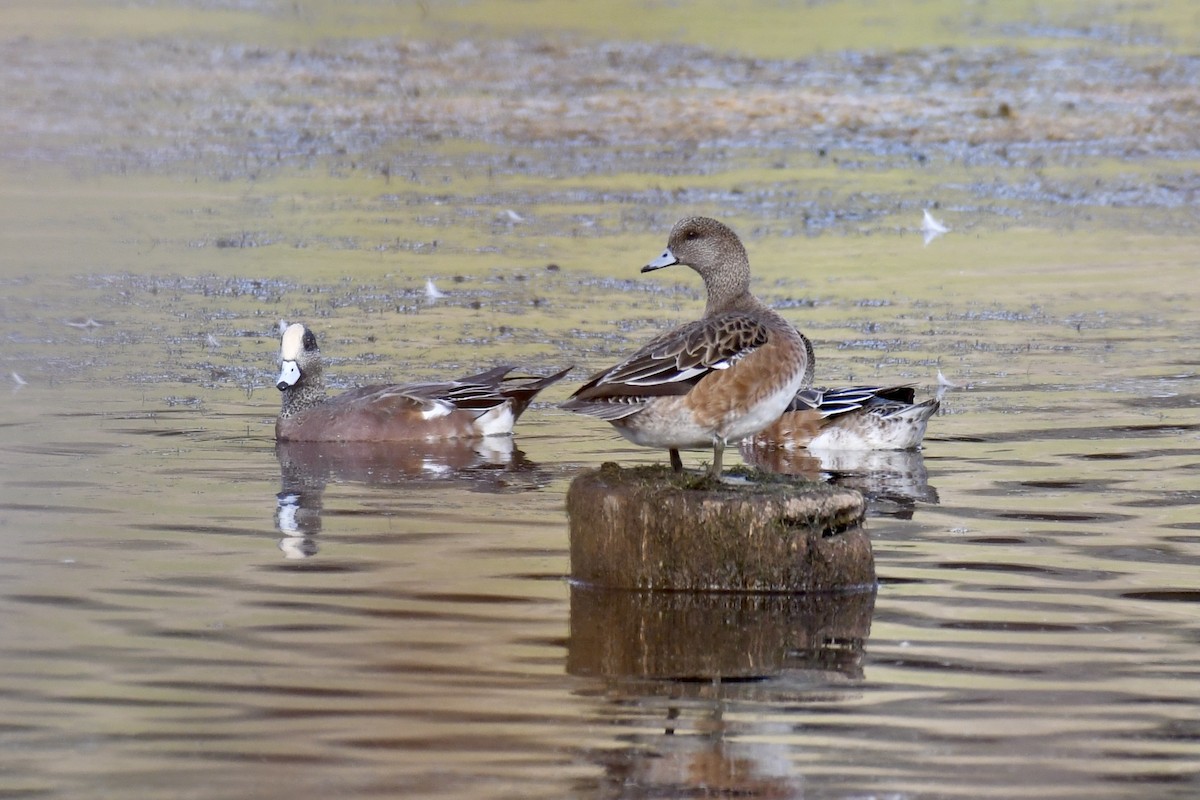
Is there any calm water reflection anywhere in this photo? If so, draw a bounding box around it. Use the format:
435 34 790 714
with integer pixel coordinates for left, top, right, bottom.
2 288 1198 798
2 231 1198 800
742 445 941 519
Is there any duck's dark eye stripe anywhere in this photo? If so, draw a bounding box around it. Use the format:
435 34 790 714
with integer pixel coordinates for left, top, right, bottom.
303 331 317 350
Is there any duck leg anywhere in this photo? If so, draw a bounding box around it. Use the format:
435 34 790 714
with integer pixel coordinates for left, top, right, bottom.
708 439 725 478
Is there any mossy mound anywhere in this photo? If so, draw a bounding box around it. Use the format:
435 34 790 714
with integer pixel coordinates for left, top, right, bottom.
567 463 872 593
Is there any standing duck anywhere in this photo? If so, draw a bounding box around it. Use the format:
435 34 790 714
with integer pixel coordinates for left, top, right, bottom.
562 217 812 477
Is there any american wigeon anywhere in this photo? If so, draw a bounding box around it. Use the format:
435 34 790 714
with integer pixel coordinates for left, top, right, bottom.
274 322 569 442
746 385 939 451
561 216 812 477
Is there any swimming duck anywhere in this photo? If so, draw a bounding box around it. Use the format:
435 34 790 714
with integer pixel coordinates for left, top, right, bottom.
274 321 569 442
746 385 939 451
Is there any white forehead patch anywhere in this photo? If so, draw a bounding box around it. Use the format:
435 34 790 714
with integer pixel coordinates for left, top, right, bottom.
280 323 307 361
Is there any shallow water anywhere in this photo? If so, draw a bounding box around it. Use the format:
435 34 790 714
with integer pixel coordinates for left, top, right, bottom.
3 2 1200 798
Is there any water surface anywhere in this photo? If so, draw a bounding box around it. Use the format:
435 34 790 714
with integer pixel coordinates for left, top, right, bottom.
2 2 1200 798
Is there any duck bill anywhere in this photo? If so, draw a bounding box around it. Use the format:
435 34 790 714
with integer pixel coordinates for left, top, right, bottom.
642 247 679 273
276 360 301 391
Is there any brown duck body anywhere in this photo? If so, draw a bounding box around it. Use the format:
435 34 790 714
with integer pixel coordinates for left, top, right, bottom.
274 323 568 442
568 306 806 450
562 216 812 476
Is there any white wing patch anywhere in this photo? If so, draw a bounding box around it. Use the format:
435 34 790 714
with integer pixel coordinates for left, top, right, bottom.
418 399 455 420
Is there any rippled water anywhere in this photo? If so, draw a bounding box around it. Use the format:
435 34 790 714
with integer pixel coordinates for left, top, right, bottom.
3 232 1199 798
3 1 1200 798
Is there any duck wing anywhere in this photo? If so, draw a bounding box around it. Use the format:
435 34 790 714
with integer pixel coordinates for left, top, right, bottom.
340 365 572 421
790 386 920 419
563 313 770 419
325 367 514 421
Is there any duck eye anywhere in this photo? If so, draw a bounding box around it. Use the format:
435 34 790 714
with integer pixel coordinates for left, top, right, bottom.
303 331 317 350
686 230 699 240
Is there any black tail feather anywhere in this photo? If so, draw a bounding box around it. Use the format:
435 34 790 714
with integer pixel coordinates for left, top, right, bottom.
501 366 573 421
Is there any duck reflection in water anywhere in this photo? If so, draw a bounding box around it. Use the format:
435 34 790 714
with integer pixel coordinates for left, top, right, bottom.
742 445 939 519
273 436 543 558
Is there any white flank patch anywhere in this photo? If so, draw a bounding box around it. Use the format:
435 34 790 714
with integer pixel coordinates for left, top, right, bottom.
808 427 874 451
476 403 515 437
420 400 454 420
809 410 930 451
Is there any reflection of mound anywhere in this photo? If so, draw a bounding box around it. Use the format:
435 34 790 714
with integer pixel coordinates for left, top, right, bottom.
272 437 546 558
569 586 876 799
741 444 938 519
567 586 874 682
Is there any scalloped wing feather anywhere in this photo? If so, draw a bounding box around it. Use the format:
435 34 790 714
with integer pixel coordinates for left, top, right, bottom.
570 313 770 403
798 385 920 419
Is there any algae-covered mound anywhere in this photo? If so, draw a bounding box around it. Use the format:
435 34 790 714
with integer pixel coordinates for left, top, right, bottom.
567 463 873 592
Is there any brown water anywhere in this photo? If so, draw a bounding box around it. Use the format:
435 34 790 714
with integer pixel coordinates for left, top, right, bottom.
2 2 1200 798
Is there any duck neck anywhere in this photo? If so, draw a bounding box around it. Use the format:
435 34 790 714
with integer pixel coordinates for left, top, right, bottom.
701 250 755 317
279 371 326 419
708 288 767 317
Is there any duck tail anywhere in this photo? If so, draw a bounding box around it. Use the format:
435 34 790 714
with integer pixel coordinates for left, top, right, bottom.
500 366 573 420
